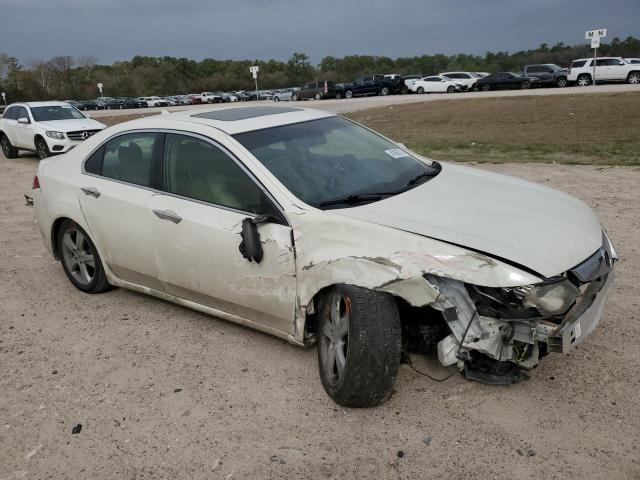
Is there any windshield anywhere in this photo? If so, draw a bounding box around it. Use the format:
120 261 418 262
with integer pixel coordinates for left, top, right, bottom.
30 105 86 122
234 117 440 209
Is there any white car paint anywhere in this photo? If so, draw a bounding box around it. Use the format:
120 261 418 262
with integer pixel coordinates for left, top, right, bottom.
568 57 640 84
410 76 463 93
31 105 616 385
0 101 106 156
439 71 482 91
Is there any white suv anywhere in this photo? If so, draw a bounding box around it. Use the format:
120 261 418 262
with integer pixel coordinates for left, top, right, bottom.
0 101 106 160
568 57 640 86
439 72 482 91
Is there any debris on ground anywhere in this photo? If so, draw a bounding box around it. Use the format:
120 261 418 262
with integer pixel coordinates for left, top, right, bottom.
422 436 432 446
71 424 82 434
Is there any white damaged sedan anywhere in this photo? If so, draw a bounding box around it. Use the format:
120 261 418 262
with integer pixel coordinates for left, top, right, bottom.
31 106 617 407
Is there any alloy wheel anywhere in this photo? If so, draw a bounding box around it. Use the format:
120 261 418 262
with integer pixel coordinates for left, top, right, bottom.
319 291 350 386
61 228 96 286
629 73 640 84
36 140 48 160
578 75 591 87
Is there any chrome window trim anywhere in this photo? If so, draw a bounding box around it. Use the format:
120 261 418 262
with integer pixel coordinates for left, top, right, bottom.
80 128 289 225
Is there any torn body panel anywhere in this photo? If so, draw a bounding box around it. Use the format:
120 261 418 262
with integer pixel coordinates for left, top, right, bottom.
289 210 542 344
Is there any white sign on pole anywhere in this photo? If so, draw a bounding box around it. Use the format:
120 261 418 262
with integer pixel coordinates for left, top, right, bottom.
97 82 103 95
591 37 600 49
1 92 5 103
585 28 607 40
249 66 260 97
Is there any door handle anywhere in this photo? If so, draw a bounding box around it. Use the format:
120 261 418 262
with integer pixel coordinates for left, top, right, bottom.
81 186 101 198
153 209 182 224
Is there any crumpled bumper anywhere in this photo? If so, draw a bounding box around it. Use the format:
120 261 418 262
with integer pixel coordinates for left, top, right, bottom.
547 268 615 353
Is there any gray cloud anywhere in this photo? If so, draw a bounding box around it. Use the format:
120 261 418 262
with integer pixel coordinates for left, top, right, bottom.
0 0 638 64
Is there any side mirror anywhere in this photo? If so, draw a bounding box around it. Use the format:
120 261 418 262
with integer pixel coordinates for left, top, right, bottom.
239 217 264 263
17 117 29 124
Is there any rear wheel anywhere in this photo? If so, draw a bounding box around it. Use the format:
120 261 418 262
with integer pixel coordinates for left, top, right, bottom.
447 86 456 93
58 220 111 294
481 84 491 91
273 96 280 102
345 90 353 99
335 92 342 99
416 86 425 94
628 72 640 84
577 74 592 87
1 133 19 159
556 77 568 87
520 81 531 89
379 86 390 96
317 285 401 407
292 93 298 101
314 92 322 100
35 137 50 160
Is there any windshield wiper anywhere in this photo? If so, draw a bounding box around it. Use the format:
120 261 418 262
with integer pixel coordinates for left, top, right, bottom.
405 168 440 187
317 193 391 208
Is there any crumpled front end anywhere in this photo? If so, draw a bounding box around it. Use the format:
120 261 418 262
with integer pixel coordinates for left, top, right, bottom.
430 232 617 384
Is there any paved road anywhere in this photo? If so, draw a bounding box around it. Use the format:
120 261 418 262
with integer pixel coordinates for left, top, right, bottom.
89 83 639 118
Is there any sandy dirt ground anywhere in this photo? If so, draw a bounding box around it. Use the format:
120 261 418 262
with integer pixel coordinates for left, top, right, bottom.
1 148 639 479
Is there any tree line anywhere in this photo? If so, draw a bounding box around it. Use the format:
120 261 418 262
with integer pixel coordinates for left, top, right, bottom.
1 36 639 102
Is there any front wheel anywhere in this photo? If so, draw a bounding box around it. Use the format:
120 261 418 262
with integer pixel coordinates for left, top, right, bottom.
481 84 490 91
447 86 456 93
317 285 401 407
335 92 342 99
520 81 531 89
556 77 568 87
35 137 50 160
273 96 280 102
628 72 640 84
416 86 425 94
345 90 353 99
58 220 111 294
291 94 298 101
314 92 322 100
1 133 19 159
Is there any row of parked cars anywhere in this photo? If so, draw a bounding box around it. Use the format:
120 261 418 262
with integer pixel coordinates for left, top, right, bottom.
274 56 640 102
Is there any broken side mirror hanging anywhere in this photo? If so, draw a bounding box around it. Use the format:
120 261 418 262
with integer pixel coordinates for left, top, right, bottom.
239 217 264 263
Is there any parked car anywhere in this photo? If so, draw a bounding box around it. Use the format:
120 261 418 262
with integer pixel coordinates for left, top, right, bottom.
96 97 122 110
440 72 483 91
568 57 640 86
340 75 395 98
0 101 106 160
233 91 251 102
474 72 541 91
522 64 570 87
201 92 223 104
113 97 144 109
187 94 203 105
474 72 490 78
64 100 86 110
140 96 169 107
624 58 640 64
292 81 336 101
29 105 617 406
273 88 300 101
410 76 464 94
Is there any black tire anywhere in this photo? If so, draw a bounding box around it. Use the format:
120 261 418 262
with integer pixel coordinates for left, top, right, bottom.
520 81 531 89
345 90 353 99
379 86 390 96
273 96 280 102
556 77 568 88
447 86 456 93
292 93 298 101
628 71 640 85
416 86 425 94
577 74 592 87
317 284 401 408
335 92 342 99
35 137 50 160
314 92 322 100
57 220 111 294
481 84 491 92
1 133 19 159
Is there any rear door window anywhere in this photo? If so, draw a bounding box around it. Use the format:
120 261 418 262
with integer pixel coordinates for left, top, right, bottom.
571 60 587 68
101 132 161 187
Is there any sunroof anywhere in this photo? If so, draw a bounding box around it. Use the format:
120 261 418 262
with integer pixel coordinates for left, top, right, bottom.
191 106 302 121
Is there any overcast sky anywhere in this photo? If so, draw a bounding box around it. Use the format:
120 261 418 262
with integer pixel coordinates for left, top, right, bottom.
1 0 638 64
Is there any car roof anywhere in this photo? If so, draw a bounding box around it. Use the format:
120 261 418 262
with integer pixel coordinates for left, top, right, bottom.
132 106 335 135
10 101 72 108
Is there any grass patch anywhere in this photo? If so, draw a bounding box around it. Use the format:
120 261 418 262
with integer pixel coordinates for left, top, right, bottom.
346 92 640 165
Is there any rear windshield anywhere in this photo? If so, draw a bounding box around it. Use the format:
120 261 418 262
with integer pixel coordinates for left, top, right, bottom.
30 105 85 122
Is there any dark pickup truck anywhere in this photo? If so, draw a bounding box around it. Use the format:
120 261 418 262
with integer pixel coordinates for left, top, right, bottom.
522 64 570 87
337 75 396 98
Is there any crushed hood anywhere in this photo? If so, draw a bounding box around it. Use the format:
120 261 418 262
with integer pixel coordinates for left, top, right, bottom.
36 118 106 132
336 163 602 278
